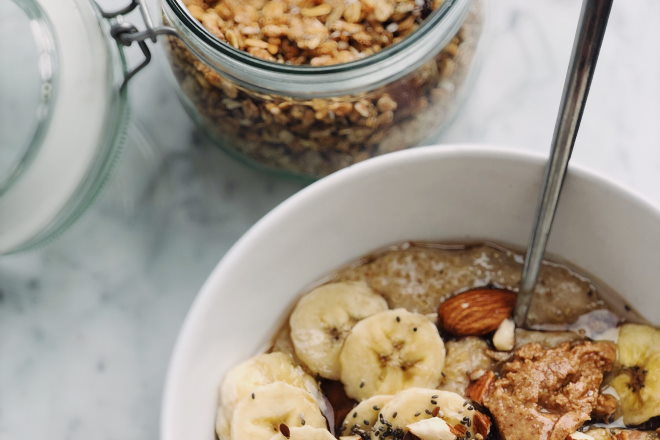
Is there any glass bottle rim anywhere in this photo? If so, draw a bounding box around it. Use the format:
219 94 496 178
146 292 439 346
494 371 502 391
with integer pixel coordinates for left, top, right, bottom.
164 0 472 96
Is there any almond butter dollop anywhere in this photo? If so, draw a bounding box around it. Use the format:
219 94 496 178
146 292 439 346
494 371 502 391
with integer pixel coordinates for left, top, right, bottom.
483 340 617 440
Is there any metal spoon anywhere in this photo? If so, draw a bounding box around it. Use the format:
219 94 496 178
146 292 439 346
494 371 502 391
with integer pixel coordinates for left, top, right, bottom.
514 0 614 327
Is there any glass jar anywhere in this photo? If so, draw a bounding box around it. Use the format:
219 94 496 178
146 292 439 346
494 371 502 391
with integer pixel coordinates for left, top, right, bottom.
0 0 131 254
161 0 484 178
0 0 483 253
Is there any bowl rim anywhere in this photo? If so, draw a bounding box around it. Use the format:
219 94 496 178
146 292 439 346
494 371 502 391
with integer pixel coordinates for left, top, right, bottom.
160 143 660 438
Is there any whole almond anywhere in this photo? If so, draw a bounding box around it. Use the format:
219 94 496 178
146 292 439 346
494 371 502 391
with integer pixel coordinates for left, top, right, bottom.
438 288 516 336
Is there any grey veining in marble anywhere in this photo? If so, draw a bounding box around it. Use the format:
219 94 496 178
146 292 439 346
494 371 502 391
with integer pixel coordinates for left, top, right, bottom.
1 1 659 439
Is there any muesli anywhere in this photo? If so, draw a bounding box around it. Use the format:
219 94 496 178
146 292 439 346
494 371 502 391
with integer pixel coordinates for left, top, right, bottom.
166 0 483 176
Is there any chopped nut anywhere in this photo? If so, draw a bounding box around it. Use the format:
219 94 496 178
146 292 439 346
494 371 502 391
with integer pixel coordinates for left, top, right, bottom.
465 370 495 405
492 318 515 351
472 412 491 438
407 418 456 440
592 393 619 423
449 423 467 437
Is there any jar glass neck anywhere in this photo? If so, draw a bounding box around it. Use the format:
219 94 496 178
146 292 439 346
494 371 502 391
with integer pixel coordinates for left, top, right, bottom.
163 0 472 97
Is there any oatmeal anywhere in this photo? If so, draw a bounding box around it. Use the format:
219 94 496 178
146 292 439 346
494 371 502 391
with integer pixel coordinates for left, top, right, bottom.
437 336 495 395
213 242 660 440
332 244 604 324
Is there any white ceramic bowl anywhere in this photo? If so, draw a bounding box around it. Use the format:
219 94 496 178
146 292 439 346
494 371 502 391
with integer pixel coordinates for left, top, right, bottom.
161 145 660 440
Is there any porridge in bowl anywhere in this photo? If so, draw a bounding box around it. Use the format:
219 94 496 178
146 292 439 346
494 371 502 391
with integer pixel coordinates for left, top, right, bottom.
214 242 659 440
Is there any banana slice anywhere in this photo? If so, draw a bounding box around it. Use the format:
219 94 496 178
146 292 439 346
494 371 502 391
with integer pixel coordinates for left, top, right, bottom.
230 382 328 440
340 395 393 436
371 388 478 439
290 282 388 379
269 426 336 440
339 309 446 400
610 323 660 425
219 352 324 427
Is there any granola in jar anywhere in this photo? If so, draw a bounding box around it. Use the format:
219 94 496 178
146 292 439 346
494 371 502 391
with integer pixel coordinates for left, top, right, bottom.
163 0 484 177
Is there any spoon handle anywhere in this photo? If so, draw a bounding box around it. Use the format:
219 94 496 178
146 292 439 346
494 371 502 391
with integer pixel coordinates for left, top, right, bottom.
515 0 614 326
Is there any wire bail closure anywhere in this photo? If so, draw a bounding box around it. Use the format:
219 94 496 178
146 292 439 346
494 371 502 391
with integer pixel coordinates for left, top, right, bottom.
98 0 178 91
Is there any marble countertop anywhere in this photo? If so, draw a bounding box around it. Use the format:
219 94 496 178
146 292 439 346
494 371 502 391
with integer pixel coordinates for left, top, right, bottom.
1 1 659 439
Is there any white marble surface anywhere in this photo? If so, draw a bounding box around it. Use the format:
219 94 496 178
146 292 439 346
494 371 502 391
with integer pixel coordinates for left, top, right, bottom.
1 1 659 439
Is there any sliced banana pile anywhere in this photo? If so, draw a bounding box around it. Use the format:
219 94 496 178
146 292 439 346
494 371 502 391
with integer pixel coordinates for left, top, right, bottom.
220 352 325 420
342 387 485 440
289 282 388 380
289 282 446 401
218 282 450 439
216 352 331 440
609 323 660 426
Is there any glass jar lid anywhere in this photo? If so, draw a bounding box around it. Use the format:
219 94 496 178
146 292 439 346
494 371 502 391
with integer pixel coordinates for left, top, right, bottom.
0 0 130 254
